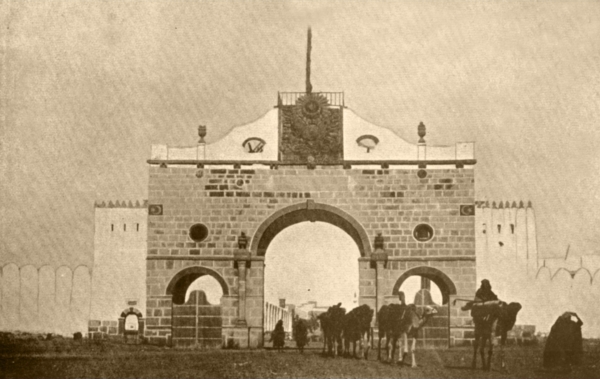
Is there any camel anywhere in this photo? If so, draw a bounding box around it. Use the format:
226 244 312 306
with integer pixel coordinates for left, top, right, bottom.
341 304 374 359
317 303 346 356
468 301 522 371
377 304 438 367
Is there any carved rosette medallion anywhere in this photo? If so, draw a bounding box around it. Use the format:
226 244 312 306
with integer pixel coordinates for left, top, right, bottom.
280 93 343 163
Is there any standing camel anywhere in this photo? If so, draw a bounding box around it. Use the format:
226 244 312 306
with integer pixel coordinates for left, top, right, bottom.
377 304 438 367
469 301 522 370
317 303 346 356
341 304 374 359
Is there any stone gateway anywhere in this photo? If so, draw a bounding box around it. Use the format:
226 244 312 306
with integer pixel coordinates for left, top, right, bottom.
143 80 477 347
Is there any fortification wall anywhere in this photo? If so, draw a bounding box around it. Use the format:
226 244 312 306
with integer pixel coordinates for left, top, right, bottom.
0 264 91 335
476 201 600 337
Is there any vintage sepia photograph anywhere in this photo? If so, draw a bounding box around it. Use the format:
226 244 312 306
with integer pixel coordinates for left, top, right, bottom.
1 1 599 378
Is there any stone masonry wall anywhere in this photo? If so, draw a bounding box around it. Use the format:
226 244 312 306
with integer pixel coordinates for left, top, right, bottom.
146 165 476 347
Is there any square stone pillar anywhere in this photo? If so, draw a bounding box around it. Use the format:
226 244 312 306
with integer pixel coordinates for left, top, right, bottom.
234 250 250 326
371 250 388 323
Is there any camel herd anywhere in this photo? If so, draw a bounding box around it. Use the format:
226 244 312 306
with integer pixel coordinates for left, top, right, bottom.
277 299 523 371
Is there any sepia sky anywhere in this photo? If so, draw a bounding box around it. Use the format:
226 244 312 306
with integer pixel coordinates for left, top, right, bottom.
1 0 599 278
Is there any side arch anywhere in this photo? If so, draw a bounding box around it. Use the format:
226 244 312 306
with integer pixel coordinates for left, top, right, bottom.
250 200 372 257
166 266 229 305
392 266 457 305
119 307 144 336
120 307 143 318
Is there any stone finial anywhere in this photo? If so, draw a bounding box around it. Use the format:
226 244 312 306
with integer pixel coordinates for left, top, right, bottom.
498 201 504 209
519 200 525 208
492 201 497 209
418 122 426 143
511 201 517 208
238 232 249 250
198 125 207 144
505 201 510 209
527 201 533 208
374 233 385 250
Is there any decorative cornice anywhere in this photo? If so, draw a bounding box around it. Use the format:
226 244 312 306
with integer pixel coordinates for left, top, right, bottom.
358 256 475 262
147 255 265 261
146 159 477 167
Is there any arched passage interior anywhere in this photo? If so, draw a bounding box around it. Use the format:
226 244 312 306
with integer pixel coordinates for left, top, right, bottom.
254 202 370 335
166 266 229 305
166 267 227 348
392 266 457 305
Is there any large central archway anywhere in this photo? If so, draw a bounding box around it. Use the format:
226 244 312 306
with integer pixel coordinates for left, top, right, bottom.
251 200 372 257
251 201 371 347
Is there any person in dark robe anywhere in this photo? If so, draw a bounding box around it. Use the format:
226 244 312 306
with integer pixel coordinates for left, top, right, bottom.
461 279 499 312
543 312 583 369
475 279 498 303
271 320 286 352
293 318 309 354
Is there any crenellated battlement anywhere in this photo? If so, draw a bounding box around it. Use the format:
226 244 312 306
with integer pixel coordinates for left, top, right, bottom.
95 200 148 208
476 200 532 209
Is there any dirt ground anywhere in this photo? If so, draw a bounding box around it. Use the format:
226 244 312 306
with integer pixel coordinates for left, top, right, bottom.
1 334 598 379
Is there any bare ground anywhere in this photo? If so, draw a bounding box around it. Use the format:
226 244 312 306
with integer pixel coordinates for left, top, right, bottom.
1 334 598 379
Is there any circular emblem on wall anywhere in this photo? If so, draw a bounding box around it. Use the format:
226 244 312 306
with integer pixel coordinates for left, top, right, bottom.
296 93 329 120
196 170 204 178
417 169 427 179
189 223 209 242
413 224 434 242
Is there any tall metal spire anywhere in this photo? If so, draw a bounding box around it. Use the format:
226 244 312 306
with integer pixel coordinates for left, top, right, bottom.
306 27 312 94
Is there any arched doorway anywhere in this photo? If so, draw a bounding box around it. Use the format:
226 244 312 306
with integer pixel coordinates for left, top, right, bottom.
392 266 457 348
166 267 229 348
252 201 371 348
